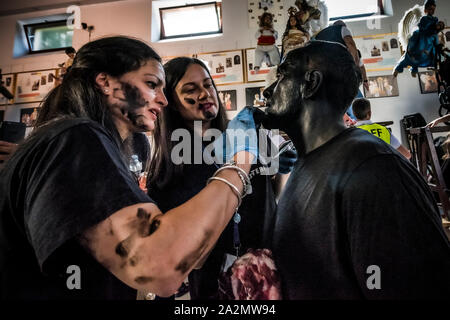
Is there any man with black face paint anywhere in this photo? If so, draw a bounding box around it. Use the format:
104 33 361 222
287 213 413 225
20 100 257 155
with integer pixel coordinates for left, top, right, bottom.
262 41 450 299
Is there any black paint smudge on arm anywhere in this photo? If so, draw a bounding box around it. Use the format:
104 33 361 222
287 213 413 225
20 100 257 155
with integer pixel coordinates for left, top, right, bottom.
128 254 140 267
147 215 162 236
135 276 154 284
115 236 133 258
137 208 150 220
175 230 213 274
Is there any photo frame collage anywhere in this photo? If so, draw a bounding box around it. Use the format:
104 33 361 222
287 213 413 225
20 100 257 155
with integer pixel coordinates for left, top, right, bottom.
0 69 59 127
164 48 278 111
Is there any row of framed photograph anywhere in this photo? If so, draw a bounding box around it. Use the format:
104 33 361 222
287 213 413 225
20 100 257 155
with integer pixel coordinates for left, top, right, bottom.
0 70 439 126
0 106 39 126
363 70 440 99
162 47 280 86
217 86 267 111
1 48 267 106
0 69 59 105
218 70 440 113
1 51 440 107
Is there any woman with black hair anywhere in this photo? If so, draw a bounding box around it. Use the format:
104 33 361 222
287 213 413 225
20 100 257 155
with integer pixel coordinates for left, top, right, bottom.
0 36 257 299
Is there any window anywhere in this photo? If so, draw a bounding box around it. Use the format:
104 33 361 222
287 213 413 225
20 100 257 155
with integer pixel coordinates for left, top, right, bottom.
324 0 391 22
23 20 73 53
159 2 222 40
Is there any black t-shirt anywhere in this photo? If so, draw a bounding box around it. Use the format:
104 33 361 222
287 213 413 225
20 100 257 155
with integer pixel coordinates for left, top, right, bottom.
0 118 152 299
272 128 450 299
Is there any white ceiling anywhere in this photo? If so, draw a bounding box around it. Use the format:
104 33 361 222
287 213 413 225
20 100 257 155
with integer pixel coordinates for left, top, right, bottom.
0 0 126 17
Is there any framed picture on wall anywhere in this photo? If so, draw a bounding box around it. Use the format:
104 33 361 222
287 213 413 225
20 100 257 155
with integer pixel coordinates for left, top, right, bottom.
218 89 237 111
195 50 244 86
353 33 402 72
244 48 280 83
245 86 266 107
0 73 16 105
418 71 438 94
363 75 399 98
14 69 58 104
20 107 40 127
443 27 450 50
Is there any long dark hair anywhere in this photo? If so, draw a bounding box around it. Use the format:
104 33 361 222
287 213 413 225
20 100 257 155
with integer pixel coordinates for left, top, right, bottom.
148 57 227 189
36 36 161 148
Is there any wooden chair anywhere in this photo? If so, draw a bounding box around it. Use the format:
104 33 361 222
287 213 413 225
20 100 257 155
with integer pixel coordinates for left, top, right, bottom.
406 125 450 221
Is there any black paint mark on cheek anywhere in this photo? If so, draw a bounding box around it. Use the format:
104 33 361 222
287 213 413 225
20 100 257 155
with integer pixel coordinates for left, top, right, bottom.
108 218 114 236
122 82 146 111
135 276 154 284
184 98 196 105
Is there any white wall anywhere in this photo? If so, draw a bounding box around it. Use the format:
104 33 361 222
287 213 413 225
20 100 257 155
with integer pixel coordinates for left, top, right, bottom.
0 0 449 142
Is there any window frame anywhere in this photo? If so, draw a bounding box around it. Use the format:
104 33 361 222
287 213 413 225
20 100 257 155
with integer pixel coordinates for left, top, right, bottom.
23 19 73 54
327 0 385 22
159 1 222 40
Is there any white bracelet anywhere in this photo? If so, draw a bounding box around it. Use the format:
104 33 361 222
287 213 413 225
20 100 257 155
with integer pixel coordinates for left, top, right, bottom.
207 176 242 207
215 164 252 196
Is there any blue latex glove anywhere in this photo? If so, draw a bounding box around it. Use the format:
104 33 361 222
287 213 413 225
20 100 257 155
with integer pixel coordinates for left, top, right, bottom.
214 106 258 163
278 147 297 174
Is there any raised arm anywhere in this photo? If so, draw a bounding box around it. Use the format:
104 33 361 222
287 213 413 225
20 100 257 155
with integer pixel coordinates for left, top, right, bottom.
78 107 258 297
426 114 450 128
79 157 250 297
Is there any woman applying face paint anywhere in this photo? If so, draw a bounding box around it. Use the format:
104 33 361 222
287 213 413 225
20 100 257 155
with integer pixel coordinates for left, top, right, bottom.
0 37 257 299
148 57 278 299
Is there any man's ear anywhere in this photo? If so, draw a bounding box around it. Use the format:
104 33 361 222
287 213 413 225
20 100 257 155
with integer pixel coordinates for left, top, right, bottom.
95 72 113 95
301 70 323 100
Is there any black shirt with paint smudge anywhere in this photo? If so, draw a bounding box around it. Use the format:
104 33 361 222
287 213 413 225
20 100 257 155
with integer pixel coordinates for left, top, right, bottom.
0 118 152 299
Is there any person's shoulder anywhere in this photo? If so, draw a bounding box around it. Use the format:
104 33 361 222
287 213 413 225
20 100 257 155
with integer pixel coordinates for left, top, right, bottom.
340 128 397 158
27 118 114 152
49 118 109 139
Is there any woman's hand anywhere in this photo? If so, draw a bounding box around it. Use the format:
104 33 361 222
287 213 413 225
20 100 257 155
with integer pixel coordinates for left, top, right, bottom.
426 114 450 128
214 107 258 164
